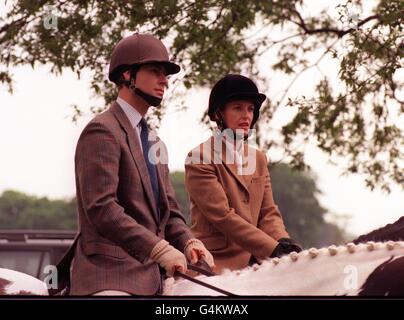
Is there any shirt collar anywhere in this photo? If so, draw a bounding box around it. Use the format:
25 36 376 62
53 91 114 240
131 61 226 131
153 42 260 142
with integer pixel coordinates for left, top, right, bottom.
215 128 244 155
116 96 142 129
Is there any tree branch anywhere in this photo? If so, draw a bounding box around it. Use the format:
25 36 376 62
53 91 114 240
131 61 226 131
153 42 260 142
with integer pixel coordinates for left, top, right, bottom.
256 32 305 56
274 38 339 109
290 7 380 38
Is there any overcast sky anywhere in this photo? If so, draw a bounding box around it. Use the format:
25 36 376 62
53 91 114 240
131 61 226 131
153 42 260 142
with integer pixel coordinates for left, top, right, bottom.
0 0 402 237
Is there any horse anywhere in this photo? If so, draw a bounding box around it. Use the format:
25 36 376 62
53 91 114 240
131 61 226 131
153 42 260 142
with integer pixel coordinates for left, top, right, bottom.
163 240 404 296
0 268 49 295
1 216 404 296
163 216 404 296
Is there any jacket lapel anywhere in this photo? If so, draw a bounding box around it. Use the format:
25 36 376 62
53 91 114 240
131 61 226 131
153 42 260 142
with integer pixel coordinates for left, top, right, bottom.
152 137 170 225
155 162 169 225
110 102 159 224
216 137 251 194
240 143 254 187
223 162 251 194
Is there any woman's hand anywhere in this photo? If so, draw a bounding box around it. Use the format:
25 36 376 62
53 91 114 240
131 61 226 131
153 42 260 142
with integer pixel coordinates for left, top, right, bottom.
270 238 303 258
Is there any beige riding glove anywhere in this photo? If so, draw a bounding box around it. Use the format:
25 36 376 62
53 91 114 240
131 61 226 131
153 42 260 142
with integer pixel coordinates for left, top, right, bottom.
184 238 215 269
150 239 187 277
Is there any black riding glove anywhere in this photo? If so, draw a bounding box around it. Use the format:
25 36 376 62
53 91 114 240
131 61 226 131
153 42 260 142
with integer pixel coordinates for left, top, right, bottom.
270 238 303 258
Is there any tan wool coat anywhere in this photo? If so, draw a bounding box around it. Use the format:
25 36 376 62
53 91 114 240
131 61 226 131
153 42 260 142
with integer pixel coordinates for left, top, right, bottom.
185 135 289 272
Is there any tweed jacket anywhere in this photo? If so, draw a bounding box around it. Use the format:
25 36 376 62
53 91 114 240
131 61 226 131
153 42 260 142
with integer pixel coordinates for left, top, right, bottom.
69 102 193 295
185 134 289 271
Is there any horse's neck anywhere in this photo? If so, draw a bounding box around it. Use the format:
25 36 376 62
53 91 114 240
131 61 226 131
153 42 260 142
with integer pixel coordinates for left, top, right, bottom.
0 268 49 295
165 241 404 296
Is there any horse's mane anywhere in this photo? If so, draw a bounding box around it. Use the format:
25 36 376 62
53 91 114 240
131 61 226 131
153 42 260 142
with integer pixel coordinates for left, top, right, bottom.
219 240 400 275
164 240 404 295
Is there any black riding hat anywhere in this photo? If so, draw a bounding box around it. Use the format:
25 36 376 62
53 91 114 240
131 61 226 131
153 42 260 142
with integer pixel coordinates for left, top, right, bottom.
208 74 266 127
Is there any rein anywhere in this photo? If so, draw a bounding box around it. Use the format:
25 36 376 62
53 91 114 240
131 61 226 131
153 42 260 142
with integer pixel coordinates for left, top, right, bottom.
174 261 236 296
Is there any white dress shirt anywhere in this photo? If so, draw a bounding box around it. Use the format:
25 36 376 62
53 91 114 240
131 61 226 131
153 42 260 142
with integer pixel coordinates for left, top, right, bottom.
116 96 144 153
215 129 245 174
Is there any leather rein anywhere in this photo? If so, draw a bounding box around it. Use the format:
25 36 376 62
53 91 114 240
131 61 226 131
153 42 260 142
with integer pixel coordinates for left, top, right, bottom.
173 261 236 296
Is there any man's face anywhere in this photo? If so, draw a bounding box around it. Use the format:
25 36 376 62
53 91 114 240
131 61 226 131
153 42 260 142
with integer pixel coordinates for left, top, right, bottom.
134 64 168 98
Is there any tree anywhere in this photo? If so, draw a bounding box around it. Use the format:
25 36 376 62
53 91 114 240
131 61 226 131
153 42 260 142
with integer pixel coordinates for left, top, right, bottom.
0 190 77 229
170 168 349 247
270 163 350 247
0 163 349 247
169 171 191 224
1 0 402 191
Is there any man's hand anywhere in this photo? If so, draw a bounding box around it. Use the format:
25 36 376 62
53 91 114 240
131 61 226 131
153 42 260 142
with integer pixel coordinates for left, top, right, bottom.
184 238 215 269
149 239 187 276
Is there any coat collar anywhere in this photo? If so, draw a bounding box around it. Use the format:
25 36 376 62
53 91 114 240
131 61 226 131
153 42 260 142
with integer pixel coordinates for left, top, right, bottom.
208 132 257 194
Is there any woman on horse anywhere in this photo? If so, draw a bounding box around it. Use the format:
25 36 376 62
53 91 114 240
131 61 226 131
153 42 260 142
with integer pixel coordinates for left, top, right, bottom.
184 74 302 272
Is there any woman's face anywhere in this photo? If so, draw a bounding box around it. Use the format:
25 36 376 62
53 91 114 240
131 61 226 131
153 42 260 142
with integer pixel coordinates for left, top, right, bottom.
220 100 255 134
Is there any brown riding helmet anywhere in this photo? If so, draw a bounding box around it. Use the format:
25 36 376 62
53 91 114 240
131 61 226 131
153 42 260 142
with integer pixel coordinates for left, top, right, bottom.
108 33 180 84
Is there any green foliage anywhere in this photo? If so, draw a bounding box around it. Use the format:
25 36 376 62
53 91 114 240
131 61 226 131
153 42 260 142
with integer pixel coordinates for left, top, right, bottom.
0 190 77 229
168 171 191 224
170 167 349 248
270 163 349 247
1 0 402 191
0 165 348 247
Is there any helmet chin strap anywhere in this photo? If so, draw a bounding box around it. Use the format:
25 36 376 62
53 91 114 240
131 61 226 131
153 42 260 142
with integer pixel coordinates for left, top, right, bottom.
131 85 162 107
124 68 162 107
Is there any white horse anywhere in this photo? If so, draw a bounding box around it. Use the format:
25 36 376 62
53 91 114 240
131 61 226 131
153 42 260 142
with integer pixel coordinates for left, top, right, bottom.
164 241 404 296
0 268 49 295
1 241 404 296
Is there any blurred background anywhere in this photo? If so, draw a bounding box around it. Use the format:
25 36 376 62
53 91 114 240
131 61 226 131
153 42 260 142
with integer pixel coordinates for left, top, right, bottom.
0 0 403 253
